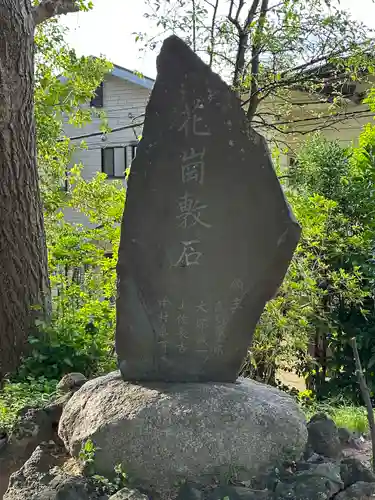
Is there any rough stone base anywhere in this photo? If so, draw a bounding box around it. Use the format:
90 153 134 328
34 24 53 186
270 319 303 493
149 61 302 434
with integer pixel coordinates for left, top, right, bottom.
59 371 307 497
0 393 72 498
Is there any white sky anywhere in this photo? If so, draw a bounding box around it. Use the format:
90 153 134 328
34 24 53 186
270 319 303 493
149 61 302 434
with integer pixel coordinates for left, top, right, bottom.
61 0 375 80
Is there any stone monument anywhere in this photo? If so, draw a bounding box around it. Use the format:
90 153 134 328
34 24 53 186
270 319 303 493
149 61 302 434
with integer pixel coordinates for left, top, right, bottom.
115 35 301 382
59 37 307 498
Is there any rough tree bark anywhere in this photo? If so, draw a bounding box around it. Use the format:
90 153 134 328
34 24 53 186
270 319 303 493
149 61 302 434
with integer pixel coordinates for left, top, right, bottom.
229 0 261 92
247 0 268 121
0 0 79 379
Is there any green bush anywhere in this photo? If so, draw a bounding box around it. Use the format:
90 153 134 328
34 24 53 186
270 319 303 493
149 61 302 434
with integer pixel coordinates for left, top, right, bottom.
245 129 375 403
6 169 123 385
15 322 115 382
291 132 375 401
0 377 57 432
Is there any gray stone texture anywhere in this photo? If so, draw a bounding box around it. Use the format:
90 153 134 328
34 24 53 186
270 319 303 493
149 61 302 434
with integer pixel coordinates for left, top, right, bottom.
307 413 342 459
56 372 88 393
3 442 98 500
340 458 375 488
58 372 307 497
108 488 149 500
274 462 343 500
116 35 300 382
335 481 375 500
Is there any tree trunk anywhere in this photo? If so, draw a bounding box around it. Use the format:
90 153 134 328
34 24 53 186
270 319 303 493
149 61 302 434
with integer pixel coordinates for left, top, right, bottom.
0 0 50 379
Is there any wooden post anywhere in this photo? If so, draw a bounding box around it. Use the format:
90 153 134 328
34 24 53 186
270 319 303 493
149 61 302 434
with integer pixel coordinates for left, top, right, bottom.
351 337 375 471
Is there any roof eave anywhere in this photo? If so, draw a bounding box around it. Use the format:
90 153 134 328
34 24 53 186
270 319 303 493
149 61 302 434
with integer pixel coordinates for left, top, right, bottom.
111 65 154 90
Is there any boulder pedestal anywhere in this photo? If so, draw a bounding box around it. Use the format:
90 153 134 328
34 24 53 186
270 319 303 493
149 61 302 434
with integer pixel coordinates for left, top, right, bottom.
59 372 307 497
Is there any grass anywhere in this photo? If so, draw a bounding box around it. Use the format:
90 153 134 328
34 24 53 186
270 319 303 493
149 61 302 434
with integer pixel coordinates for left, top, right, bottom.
304 400 370 434
330 405 370 434
0 377 57 433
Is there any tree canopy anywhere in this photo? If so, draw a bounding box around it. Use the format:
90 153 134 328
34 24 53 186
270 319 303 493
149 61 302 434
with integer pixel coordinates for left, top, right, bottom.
138 0 375 139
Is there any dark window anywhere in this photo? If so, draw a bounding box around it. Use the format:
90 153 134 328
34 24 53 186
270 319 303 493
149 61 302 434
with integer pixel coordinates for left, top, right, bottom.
102 148 114 177
72 266 85 285
321 81 356 102
288 156 297 168
342 83 356 98
101 147 126 178
60 168 69 192
90 82 104 108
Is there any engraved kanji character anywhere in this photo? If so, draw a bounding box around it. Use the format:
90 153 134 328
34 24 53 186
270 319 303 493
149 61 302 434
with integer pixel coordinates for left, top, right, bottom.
231 297 243 314
177 341 187 353
197 337 209 348
158 340 168 355
178 104 211 138
215 315 228 329
213 344 224 355
216 325 225 340
230 279 244 292
177 300 185 311
196 317 209 333
177 313 188 326
181 148 205 185
196 301 208 313
179 328 188 340
215 319 227 341
174 240 203 267
160 323 168 338
159 310 169 323
158 297 171 308
178 104 193 138
176 192 212 229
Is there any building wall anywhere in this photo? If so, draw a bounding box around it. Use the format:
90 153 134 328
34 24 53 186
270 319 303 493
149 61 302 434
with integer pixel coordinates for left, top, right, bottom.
63 75 150 225
254 83 375 168
280 108 374 168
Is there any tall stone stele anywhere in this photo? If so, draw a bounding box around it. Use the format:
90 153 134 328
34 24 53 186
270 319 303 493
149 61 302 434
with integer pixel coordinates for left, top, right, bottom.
116 35 301 383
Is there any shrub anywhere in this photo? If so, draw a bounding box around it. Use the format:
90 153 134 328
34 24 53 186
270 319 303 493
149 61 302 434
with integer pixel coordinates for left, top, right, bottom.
0 377 56 432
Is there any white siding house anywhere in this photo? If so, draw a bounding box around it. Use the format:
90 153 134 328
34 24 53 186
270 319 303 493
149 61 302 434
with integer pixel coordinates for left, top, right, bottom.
63 65 154 225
